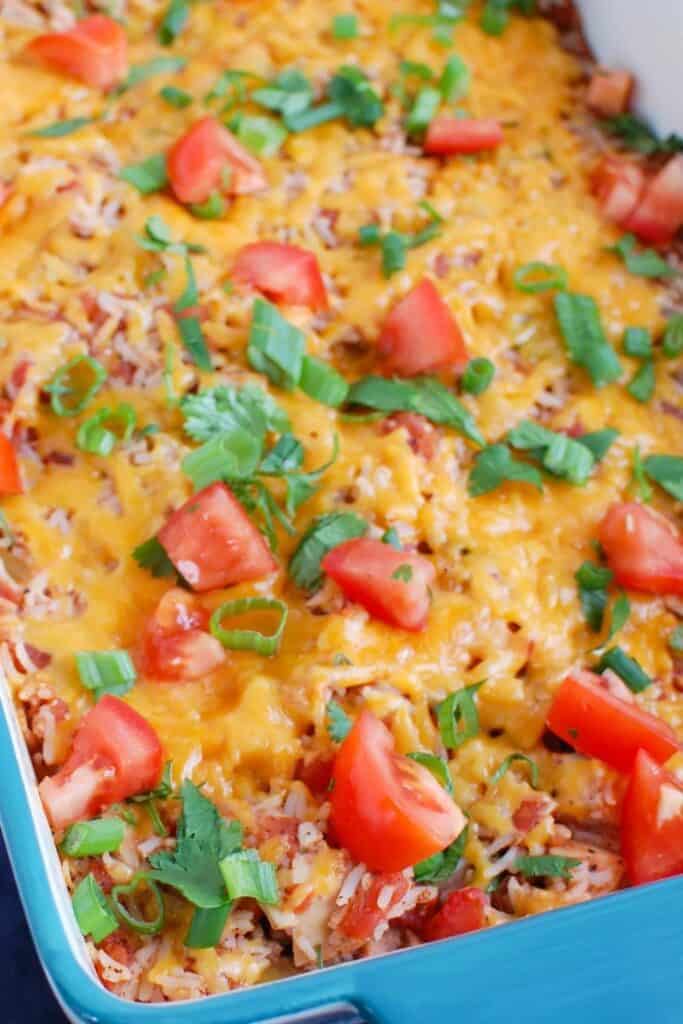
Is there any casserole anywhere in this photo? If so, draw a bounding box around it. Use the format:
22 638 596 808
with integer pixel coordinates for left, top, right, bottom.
1 0 683 1020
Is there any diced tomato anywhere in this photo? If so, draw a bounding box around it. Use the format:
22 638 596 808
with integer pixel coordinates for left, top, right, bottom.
329 712 466 872
424 118 503 156
591 155 645 226
420 887 488 943
321 537 435 631
621 749 683 885
157 482 276 593
138 588 225 682
586 69 633 117
296 755 335 796
623 155 683 245
377 279 468 377
599 502 683 596
0 434 22 496
232 242 328 311
546 671 679 774
26 15 128 91
39 696 163 831
167 116 266 205
339 872 411 941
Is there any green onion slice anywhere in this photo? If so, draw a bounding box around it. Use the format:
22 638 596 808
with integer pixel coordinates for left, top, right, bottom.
514 262 568 294
72 874 119 943
46 356 107 417
76 403 136 456
299 355 349 407
219 850 279 904
490 753 539 789
248 298 305 390
461 357 495 395
185 903 231 948
406 752 454 794
437 682 484 750
597 647 652 693
62 817 125 858
662 314 683 358
76 649 137 700
111 874 165 935
210 597 288 655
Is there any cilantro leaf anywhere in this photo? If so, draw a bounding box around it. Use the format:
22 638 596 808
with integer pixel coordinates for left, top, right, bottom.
180 384 289 443
414 825 468 884
576 428 619 462
575 560 612 632
147 781 242 908
604 113 683 157
507 420 595 485
326 700 352 742
514 855 581 880
289 512 368 591
132 536 177 578
252 69 313 118
468 443 543 497
119 153 168 195
327 65 384 127
642 454 683 502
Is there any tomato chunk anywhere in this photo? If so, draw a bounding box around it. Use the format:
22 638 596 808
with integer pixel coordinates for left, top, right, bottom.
330 712 465 872
623 154 683 245
339 872 412 940
0 434 22 495
546 671 679 774
424 117 503 156
158 482 276 592
27 15 127 90
232 241 328 311
591 156 645 226
586 69 633 117
621 749 683 885
167 116 266 205
421 887 488 942
377 279 468 377
599 502 683 596
322 537 435 631
39 696 163 830
138 588 226 681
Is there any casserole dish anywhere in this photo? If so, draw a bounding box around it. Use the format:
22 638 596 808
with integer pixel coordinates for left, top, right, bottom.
1 0 683 1020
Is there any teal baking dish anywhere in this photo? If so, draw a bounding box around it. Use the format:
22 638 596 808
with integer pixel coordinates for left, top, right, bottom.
2 676 683 1023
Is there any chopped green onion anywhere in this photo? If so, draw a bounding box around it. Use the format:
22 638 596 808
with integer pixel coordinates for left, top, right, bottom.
210 597 288 655
46 355 107 417
252 69 313 119
439 54 470 100
332 13 359 38
597 647 652 693
299 356 349 407
461 357 495 395
62 817 125 858
381 231 408 276
490 753 539 789
507 420 595 485
284 101 344 133
159 0 189 45
229 113 288 157
76 649 137 701
514 261 568 294
630 445 653 502
119 153 168 195
627 360 655 403
248 298 305 390
289 512 368 591
642 454 683 502
554 292 622 388
662 315 683 358
72 875 119 943
31 117 93 138
608 234 676 279
437 682 483 750
406 86 441 136
185 904 231 948
481 0 509 35
327 699 352 742
669 626 683 653
111 874 165 935
575 560 613 633
160 84 192 108
407 752 453 794
359 223 381 246
190 193 225 220
623 326 652 359
414 825 468 884
219 850 279 904
76 403 136 456
182 430 261 489
605 592 630 643
514 855 581 880
176 315 212 372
